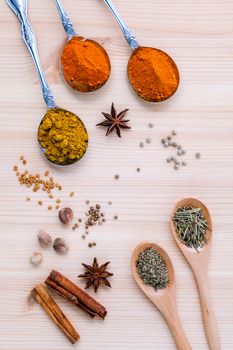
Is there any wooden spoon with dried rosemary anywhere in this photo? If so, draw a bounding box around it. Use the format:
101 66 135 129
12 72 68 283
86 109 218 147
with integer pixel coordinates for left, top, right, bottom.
171 198 220 350
131 242 191 350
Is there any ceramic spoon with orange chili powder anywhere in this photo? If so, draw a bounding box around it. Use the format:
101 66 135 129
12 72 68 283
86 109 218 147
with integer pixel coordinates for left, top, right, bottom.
103 0 180 103
54 0 111 93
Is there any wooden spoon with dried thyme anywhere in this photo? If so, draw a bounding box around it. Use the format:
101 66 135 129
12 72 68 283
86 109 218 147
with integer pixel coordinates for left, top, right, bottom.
171 198 220 350
131 242 191 350
96 103 131 137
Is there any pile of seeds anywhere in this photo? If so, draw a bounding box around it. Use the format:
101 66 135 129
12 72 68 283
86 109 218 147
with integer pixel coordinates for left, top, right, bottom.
13 156 63 210
161 130 187 170
81 203 107 242
137 248 169 290
173 206 208 251
72 201 118 248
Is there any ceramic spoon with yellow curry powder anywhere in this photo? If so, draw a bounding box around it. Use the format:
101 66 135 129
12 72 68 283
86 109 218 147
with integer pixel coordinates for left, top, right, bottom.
54 0 111 93
6 0 88 166
103 0 180 103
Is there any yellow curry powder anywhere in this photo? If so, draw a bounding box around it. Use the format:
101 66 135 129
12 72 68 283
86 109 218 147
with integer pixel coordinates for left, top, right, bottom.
38 108 88 165
61 36 111 92
128 47 179 102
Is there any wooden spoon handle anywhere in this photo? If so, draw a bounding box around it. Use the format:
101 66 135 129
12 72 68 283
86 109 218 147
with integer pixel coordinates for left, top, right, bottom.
156 294 192 350
194 271 220 350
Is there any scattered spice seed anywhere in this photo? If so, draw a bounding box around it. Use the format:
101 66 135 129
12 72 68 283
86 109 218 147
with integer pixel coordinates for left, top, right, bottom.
161 131 189 170
70 192 75 197
48 206 52 210
146 138 151 144
20 155 24 161
26 197 31 201
56 199 61 204
49 194 54 199
82 235 86 239
55 205 60 210
14 161 63 207
23 160 27 165
85 200 90 205
148 123 154 128
113 215 118 220
139 142 144 148
136 168 141 172
88 243 93 248
137 248 169 290
13 165 18 171
44 171 49 176
108 201 112 205
195 152 201 159
114 174 119 180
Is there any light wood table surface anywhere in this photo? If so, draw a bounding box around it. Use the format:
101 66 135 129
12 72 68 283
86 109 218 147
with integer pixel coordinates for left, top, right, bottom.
0 0 233 349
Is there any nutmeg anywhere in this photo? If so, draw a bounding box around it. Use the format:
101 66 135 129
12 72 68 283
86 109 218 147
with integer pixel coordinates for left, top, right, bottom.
30 252 43 266
53 238 69 254
58 207 74 224
38 230 52 247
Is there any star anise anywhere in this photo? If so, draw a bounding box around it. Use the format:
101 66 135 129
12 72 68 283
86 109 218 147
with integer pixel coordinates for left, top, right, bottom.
96 103 131 137
78 257 113 293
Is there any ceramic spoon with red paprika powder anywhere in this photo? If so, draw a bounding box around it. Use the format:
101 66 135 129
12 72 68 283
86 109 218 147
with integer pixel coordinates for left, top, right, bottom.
103 0 180 103
54 0 111 93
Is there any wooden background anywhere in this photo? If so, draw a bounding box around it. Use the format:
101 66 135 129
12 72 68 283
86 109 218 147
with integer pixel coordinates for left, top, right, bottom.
0 0 233 349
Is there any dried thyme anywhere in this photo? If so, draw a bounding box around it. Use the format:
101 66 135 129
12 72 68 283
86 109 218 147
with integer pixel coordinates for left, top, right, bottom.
137 248 169 290
172 206 208 251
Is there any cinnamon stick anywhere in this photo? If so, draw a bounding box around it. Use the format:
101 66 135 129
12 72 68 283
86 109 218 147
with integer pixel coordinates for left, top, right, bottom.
32 284 80 344
45 270 107 319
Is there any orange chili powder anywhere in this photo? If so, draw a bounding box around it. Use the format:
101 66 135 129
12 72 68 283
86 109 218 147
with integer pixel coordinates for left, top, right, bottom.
61 36 111 92
127 47 179 102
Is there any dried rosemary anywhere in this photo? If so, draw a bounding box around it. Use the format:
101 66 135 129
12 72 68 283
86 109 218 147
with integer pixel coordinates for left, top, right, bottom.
173 206 208 251
136 248 169 290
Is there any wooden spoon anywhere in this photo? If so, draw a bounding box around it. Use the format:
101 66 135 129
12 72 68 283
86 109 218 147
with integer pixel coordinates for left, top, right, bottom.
131 242 191 350
171 198 220 350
